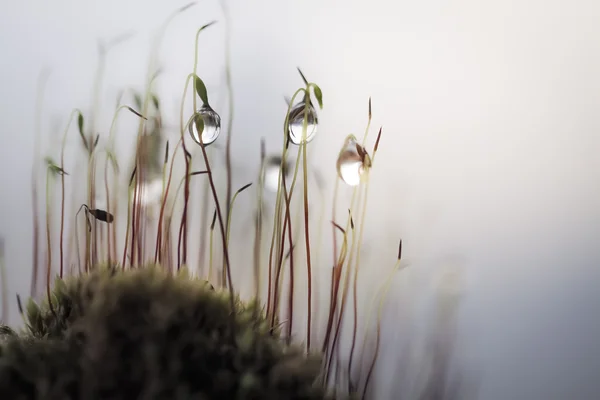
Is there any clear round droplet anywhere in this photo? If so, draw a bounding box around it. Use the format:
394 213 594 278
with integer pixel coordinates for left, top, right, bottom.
287 101 318 145
336 135 372 186
263 155 291 192
188 105 221 146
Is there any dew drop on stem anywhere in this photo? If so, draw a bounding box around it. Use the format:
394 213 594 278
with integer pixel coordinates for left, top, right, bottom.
287 100 318 145
188 105 221 146
336 135 371 186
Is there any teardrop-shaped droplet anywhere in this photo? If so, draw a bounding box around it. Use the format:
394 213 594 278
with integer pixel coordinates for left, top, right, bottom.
188 105 221 146
336 135 372 186
263 155 291 192
287 101 318 145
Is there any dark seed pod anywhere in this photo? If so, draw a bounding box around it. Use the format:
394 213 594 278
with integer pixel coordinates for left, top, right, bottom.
88 209 114 223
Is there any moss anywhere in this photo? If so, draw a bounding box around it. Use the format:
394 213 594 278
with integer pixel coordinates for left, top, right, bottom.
0 266 339 399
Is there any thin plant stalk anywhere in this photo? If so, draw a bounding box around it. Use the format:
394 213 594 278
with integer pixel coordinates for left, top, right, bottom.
225 182 254 245
282 171 295 343
220 0 235 238
44 167 57 317
357 242 403 381
321 220 350 385
322 221 348 354
154 137 183 263
122 169 135 269
301 139 313 350
297 79 315 350
180 21 217 268
361 258 402 399
59 110 81 277
270 144 304 329
326 210 356 381
222 183 252 287
0 238 7 323
266 88 305 319
197 137 235 307
348 127 382 382
347 175 371 383
131 5 193 268
327 99 375 378
104 105 146 265
208 210 216 282
253 139 267 300
310 173 327 330
177 69 203 267
171 170 210 268
31 68 50 297
103 153 112 264
86 35 132 269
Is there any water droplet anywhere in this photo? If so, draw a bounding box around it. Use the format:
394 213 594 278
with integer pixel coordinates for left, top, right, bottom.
336 135 371 186
287 101 318 145
188 105 221 146
263 155 291 192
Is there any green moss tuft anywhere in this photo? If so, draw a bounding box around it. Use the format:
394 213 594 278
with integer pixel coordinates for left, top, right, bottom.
0 266 339 399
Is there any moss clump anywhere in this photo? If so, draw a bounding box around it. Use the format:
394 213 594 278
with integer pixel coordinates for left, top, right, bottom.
0 266 337 399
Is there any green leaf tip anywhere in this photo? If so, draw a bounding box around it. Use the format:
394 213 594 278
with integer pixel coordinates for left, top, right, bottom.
77 112 88 151
312 84 323 109
45 157 68 176
77 112 84 134
194 75 210 106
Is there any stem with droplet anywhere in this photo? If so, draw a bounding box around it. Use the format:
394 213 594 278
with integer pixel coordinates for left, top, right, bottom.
266 87 305 320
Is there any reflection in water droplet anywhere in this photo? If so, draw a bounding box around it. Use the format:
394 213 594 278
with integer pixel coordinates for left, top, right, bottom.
188 105 221 146
263 155 291 192
336 135 371 186
288 101 318 145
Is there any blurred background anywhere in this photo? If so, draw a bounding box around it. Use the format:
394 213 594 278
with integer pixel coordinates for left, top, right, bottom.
1 0 600 399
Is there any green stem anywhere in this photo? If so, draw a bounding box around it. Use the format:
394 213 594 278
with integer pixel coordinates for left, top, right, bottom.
361 261 399 399
59 109 81 277
221 0 235 242
266 87 305 320
45 168 56 317
348 174 371 385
